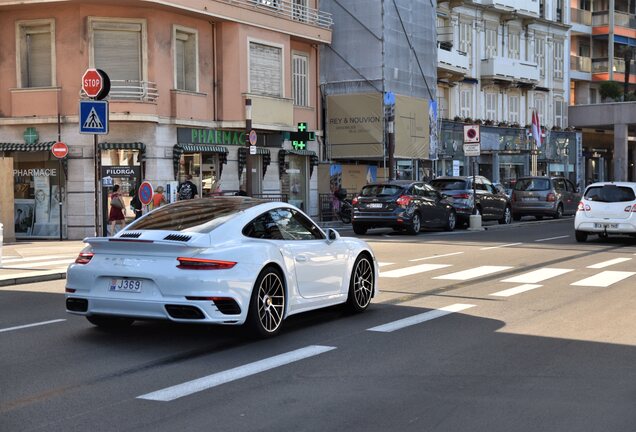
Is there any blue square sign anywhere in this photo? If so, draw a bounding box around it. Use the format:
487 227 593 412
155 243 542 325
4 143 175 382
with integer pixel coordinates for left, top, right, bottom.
79 100 109 134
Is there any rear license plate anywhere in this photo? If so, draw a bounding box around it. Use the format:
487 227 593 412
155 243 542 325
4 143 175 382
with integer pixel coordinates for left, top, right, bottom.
523 197 539 201
367 203 383 208
109 278 143 293
594 223 618 229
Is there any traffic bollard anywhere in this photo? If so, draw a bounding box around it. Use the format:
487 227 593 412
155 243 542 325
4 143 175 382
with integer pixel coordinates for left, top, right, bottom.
467 214 484 231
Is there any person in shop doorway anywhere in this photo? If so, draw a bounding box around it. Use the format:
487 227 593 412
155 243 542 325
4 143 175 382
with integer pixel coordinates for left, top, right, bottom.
130 187 143 220
108 184 126 236
177 174 198 200
151 186 167 209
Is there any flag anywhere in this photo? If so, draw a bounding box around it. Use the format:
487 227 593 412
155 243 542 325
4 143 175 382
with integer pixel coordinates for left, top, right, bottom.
531 110 542 148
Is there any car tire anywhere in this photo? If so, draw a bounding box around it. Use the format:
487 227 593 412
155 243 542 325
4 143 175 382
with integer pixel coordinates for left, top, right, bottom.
352 223 368 235
445 210 456 231
406 212 421 235
512 213 522 222
246 266 286 338
346 254 374 313
535 215 543 221
575 230 588 243
499 206 512 225
86 315 134 329
554 204 563 219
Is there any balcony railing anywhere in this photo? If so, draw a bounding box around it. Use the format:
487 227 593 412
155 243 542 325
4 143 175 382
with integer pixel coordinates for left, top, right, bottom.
571 55 591 73
438 47 469 73
592 10 636 27
592 57 636 74
571 7 592 25
437 26 453 47
81 80 158 102
216 0 333 29
478 0 539 16
480 57 539 83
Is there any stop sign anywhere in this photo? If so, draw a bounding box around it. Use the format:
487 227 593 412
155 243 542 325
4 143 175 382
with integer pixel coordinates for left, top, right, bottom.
51 142 69 159
82 68 104 98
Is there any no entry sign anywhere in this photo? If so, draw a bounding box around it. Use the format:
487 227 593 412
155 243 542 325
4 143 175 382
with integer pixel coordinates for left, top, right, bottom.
51 142 69 159
138 181 154 206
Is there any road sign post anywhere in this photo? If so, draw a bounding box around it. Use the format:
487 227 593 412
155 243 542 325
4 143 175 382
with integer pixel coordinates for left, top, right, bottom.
51 142 68 241
463 125 483 231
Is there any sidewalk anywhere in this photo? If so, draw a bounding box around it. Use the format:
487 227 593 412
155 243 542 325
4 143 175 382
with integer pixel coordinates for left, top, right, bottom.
0 240 85 287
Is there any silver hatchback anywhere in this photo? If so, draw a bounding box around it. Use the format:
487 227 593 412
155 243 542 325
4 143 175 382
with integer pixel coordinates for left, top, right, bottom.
511 176 581 220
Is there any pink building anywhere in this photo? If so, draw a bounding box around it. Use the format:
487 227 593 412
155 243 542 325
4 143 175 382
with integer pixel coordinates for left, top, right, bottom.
0 0 332 239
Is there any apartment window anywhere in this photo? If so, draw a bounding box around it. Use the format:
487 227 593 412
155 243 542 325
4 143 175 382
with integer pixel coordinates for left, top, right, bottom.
554 40 564 79
437 86 449 120
91 19 145 85
249 41 282 97
292 53 309 106
17 20 54 88
535 97 545 125
174 27 198 92
485 28 498 59
554 97 566 128
508 31 520 60
292 0 307 22
508 94 520 124
535 38 545 77
485 93 497 121
459 22 472 57
460 87 472 118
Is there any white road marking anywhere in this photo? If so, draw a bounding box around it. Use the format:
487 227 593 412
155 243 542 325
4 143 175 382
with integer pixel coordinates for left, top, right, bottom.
367 304 475 333
433 266 512 281
378 262 394 267
138 345 336 402
0 319 66 333
571 271 636 287
6 259 75 269
501 268 573 284
0 254 76 263
409 252 464 262
535 235 570 242
586 258 632 269
491 284 543 297
480 243 522 250
380 263 451 278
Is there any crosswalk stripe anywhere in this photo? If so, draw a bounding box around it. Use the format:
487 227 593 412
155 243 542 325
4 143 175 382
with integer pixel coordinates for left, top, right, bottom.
535 235 569 242
409 252 464 262
6 259 75 269
378 262 394 267
480 243 522 250
380 263 451 278
138 345 336 401
367 304 475 333
586 258 632 269
0 319 66 333
501 268 573 284
571 271 636 287
491 284 543 297
433 266 512 281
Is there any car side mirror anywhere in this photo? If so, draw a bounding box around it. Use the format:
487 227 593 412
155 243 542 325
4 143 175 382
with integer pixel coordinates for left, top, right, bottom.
326 228 340 242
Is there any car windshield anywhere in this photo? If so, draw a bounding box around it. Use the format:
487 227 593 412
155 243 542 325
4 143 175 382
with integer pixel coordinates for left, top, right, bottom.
126 197 265 233
584 185 636 203
429 179 468 190
360 185 403 197
514 178 550 191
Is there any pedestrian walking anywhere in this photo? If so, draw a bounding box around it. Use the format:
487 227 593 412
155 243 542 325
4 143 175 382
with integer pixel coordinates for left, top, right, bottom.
151 185 167 209
177 174 198 200
108 184 126 236
130 187 143 220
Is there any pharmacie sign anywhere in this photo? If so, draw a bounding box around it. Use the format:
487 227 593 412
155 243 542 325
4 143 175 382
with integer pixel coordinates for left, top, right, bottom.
14 168 57 177
178 128 246 146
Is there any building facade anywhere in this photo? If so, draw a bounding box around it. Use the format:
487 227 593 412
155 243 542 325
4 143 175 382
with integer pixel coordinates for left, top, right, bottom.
0 0 331 240
436 0 580 187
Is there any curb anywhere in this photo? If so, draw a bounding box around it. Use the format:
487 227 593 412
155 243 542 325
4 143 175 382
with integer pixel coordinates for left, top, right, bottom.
484 217 572 231
0 272 67 287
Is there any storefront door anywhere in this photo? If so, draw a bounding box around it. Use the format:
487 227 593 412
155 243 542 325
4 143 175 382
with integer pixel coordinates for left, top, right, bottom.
201 153 220 197
287 155 308 211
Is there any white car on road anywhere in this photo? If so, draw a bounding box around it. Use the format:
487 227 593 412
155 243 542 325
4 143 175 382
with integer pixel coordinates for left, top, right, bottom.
66 197 378 337
574 182 636 242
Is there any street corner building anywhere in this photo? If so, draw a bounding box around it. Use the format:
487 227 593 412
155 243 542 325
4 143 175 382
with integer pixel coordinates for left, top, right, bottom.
0 0 332 240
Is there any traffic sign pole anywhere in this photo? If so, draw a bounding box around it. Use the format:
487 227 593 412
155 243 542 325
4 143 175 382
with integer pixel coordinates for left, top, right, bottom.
51 142 68 241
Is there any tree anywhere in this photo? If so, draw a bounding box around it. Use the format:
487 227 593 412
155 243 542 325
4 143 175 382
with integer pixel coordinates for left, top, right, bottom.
599 81 622 102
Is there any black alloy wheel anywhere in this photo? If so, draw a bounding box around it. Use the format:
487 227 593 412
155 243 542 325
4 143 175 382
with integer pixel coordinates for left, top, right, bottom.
346 254 374 313
352 223 368 235
445 210 456 231
575 230 588 242
499 206 512 225
246 266 286 338
554 204 563 219
406 212 421 235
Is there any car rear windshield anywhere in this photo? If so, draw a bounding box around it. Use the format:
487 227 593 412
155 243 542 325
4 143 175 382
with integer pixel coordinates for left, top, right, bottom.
584 185 636 203
429 179 468 190
514 178 550 191
360 185 404 197
126 197 265 233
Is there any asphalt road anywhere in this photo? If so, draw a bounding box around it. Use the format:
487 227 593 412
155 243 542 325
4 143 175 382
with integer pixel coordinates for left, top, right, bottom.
2 217 636 432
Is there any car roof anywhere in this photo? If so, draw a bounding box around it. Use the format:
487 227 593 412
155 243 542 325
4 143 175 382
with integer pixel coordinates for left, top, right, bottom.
363 180 418 187
586 182 636 189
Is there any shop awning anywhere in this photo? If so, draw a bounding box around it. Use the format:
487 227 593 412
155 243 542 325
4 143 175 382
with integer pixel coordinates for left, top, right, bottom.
172 144 229 178
0 142 56 152
98 142 146 151
285 149 316 157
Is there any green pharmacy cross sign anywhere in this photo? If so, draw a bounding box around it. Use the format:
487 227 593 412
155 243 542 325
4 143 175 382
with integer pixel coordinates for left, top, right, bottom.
289 122 315 150
24 127 39 145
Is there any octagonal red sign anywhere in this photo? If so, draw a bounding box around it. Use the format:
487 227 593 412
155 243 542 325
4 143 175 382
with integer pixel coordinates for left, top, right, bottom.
82 68 103 98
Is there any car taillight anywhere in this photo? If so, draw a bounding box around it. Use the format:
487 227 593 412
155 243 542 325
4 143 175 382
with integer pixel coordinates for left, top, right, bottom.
577 201 591 212
352 197 359 205
396 195 412 207
75 252 94 264
452 193 470 200
624 204 636 212
176 257 237 270
546 193 556 202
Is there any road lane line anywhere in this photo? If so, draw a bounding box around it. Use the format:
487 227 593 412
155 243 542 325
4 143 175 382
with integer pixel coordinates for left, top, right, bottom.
138 345 336 402
587 258 632 269
380 263 451 278
367 304 475 333
480 243 522 250
535 235 570 242
433 266 512 281
570 271 636 287
409 252 464 262
0 319 66 333
1 254 77 263
491 284 543 297
501 268 573 284
378 262 394 267
7 259 75 269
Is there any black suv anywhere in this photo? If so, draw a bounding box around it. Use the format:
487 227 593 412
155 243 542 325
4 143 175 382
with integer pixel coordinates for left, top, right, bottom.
351 180 457 235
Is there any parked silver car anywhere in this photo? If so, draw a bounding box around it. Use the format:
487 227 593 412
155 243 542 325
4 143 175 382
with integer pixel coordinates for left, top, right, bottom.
511 176 581 220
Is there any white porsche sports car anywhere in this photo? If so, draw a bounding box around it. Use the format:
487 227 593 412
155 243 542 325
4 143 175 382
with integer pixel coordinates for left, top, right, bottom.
65 197 378 337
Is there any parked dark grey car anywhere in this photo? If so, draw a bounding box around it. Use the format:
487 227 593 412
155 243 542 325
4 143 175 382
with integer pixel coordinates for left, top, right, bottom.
351 181 457 235
511 176 581 220
429 176 512 226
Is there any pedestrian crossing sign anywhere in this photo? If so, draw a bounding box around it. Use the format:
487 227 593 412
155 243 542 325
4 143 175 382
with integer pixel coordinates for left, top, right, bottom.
79 100 109 134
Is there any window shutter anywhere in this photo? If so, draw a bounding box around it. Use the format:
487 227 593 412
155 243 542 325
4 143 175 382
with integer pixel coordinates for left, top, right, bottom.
508 32 520 59
535 39 545 77
94 24 142 82
250 42 282 97
486 93 497 121
175 30 196 91
486 28 497 58
292 54 308 106
26 30 52 87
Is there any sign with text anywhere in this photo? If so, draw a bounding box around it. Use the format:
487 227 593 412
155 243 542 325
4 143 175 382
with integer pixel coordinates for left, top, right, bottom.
463 143 481 157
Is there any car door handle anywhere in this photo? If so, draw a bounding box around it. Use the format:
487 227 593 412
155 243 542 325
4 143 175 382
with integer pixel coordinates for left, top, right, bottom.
295 255 308 262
